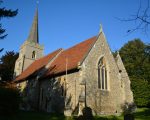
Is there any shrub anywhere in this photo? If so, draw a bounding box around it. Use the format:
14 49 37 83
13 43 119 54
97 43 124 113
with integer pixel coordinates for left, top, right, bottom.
0 86 21 116
131 77 150 107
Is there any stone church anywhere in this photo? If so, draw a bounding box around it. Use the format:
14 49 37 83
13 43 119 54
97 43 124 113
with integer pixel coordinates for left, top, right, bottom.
14 9 133 116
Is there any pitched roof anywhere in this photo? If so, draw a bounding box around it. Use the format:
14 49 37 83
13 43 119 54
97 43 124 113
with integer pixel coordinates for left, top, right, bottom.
44 36 97 77
15 49 62 82
15 36 97 82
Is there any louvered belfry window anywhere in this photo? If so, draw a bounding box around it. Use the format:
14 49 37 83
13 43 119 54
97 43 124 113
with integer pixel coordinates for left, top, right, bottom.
32 51 36 59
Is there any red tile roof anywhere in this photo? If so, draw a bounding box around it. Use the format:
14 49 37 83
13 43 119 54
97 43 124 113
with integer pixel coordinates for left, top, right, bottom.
44 36 97 77
14 49 62 82
15 36 97 82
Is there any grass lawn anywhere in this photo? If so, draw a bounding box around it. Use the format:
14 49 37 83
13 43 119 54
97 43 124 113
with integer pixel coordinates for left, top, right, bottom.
133 108 150 120
0 108 149 120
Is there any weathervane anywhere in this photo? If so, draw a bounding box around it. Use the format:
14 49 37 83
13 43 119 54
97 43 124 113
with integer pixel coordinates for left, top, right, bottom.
36 0 39 6
36 0 39 4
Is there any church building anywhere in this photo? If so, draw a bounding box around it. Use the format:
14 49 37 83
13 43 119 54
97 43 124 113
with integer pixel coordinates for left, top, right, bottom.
14 9 133 116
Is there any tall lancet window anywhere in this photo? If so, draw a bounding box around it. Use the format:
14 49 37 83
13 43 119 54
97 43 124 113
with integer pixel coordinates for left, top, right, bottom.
32 51 36 59
98 57 107 90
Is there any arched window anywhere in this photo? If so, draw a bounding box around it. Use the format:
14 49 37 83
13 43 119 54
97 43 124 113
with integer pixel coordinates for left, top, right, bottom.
32 51 36 59
98 57 107 90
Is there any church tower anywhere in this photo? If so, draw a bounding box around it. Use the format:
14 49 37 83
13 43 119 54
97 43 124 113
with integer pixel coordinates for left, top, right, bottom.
14 9 44 77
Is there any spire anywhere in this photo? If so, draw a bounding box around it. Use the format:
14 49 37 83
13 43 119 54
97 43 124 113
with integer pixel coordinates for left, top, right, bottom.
27 8 39 43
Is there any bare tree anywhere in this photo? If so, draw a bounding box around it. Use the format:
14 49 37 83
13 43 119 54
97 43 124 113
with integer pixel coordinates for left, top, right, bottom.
117 0 150 34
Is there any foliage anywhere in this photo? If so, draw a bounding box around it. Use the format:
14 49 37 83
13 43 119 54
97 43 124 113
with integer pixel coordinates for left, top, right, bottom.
121 102 136 115
0 51 18 81
0 0 18 39
0 86 21 116
131 76 150 107
119 39 150 107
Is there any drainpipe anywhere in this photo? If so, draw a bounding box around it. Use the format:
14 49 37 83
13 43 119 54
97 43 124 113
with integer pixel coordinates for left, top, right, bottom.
85 79 87 107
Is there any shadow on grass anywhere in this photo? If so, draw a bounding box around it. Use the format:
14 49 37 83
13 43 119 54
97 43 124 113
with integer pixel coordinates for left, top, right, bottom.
134 108 150 120
74 107 120 120
0 108 150 120
0 111 66 120
94 116 120 120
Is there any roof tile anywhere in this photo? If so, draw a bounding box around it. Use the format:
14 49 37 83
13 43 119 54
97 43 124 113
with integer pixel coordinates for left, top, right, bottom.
15 48 62 82
44 36 97 77
15 36 97 82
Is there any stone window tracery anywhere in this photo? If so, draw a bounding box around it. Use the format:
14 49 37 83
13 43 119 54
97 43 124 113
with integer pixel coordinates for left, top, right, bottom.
98 57 108 90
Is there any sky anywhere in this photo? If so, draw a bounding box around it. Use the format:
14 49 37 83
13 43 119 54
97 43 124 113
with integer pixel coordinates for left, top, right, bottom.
0 0 149 56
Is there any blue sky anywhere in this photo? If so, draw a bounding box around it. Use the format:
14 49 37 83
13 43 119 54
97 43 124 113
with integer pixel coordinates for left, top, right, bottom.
0 0 149 56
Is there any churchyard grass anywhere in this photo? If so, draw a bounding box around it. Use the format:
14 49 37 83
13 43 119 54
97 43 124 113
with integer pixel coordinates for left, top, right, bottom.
133 108 150 120
0 108 149 120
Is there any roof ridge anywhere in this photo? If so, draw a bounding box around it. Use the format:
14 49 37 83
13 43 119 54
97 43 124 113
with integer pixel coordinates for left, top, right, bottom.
43 36 97 77
63 36 97 52
78 36 98 65
40 48 63 60
45 48 63 69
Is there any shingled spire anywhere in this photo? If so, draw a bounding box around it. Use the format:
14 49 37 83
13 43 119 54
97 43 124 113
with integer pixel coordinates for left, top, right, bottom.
14 7 44 77
27 8 39 43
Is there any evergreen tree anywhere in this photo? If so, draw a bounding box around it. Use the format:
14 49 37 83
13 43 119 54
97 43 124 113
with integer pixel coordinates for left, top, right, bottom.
0 0 18 39
0 0 18 53
119 39 150 107
0 51 18 82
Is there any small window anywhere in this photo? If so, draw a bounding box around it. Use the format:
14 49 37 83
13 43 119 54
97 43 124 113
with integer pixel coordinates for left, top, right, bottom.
32 51 36 59
61 83 66 97
98 57 108 90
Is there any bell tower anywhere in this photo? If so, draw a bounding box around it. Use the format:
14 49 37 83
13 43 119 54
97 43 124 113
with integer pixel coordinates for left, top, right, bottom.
14 8 44 77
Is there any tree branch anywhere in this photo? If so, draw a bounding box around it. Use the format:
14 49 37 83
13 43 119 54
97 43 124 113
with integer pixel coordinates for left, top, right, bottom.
117 0 150 34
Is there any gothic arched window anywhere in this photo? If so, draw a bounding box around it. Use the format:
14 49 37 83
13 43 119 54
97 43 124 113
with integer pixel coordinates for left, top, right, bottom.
98 57 107 90
32 51 36 59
